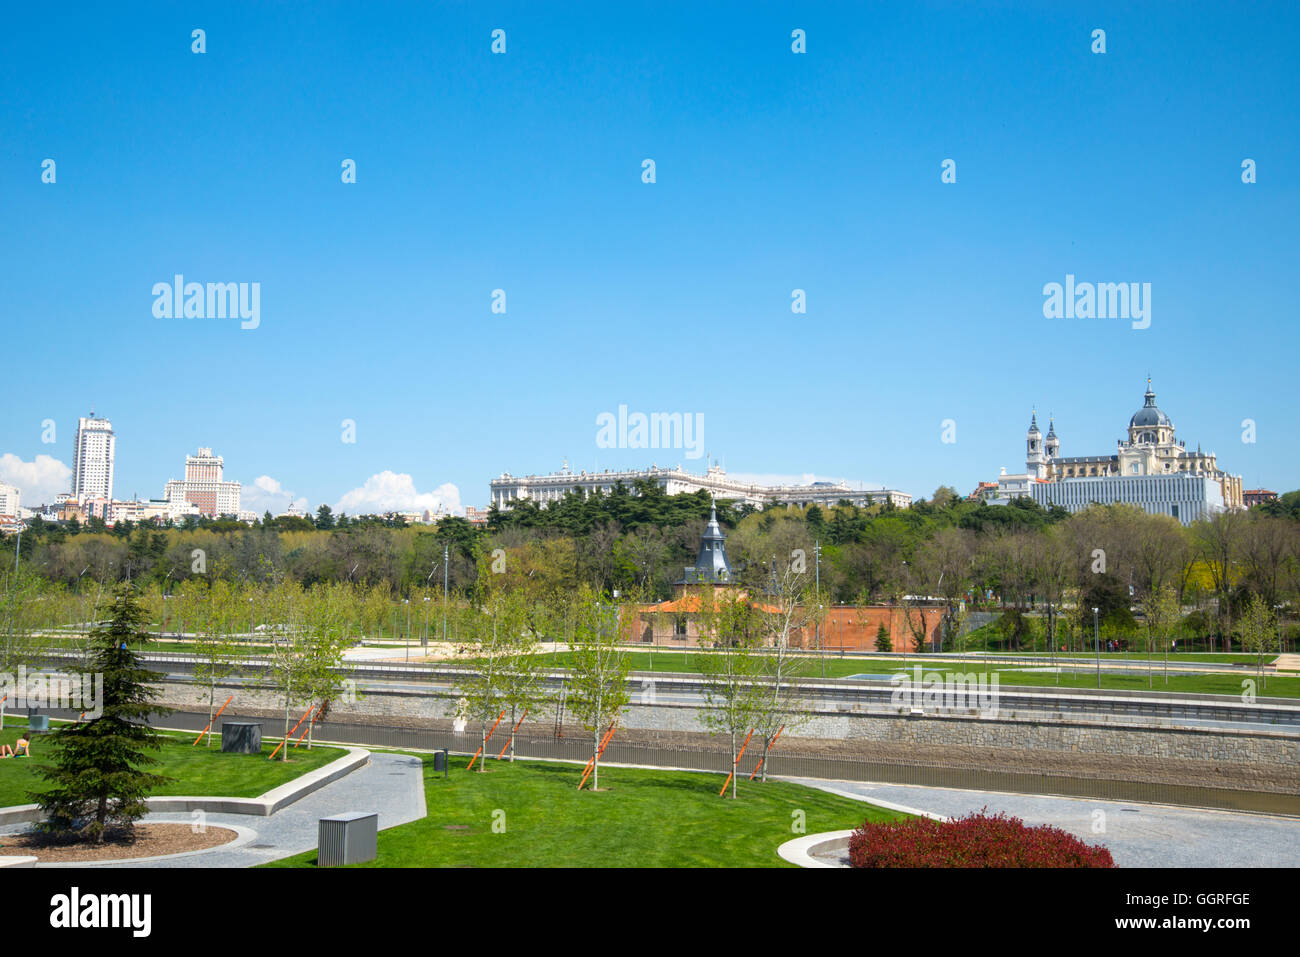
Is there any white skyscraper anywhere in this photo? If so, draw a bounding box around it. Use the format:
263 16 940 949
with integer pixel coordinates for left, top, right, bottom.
72 413 116 503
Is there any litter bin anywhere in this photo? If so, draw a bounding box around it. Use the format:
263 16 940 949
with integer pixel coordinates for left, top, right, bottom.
432 749 448 774
221 722 262 754
318 812 378 866
26 715 49 733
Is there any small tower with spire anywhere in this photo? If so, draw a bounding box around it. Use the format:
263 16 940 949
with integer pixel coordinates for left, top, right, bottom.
1026 410 1047 479
679 500 732 585
1045 415 1060 462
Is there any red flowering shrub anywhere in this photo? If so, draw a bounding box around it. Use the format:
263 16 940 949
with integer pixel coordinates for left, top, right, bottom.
848 809 1115 868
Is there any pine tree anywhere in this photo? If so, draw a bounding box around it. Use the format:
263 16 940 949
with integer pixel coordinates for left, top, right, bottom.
875 622 892 653
32 582 172 844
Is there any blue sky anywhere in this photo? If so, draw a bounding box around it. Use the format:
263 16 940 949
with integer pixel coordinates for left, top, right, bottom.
2 1 1297 514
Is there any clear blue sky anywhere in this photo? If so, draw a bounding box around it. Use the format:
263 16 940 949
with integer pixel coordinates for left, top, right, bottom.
2 1 1296 514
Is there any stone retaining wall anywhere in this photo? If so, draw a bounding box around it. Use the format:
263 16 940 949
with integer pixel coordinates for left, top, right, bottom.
157 679 1300 768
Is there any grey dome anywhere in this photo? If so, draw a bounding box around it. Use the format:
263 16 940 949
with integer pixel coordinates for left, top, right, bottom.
1130 384 1171 429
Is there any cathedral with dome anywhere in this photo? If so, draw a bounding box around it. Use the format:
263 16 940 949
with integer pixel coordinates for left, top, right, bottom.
981 381 1243 522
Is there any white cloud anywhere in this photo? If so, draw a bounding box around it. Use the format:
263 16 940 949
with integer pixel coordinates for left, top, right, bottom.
0 453 72 506
240 475 308 517
334 471 461 516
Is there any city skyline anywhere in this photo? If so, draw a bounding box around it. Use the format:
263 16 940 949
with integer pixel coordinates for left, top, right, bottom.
0 374 1277 521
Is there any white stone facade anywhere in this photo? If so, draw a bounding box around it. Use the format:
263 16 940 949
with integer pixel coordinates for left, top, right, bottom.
490 463 911 511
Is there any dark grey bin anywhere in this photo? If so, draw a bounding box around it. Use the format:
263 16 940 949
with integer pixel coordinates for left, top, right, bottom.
318 812 378 867
26 715 49 732
221 722 262 754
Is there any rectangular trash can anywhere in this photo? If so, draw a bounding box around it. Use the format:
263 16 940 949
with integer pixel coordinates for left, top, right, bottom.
318 812 378 867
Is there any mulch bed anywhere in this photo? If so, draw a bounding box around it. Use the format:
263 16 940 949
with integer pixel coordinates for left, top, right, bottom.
2 822 238 863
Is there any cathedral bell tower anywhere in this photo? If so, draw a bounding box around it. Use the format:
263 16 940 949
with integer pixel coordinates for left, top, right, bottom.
1026 411 1047 480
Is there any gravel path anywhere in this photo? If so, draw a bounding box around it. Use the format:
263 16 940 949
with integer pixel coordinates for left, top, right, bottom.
0 752 427 868
788 778 1300 867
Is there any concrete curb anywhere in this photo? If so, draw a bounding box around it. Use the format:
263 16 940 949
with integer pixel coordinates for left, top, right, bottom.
0 748 370 826
777 830 856 868
0 856 37 868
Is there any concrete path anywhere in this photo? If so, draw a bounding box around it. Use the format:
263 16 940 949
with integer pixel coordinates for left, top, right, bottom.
789 778 1300 867
1 752 427 868
1275 654 1300 672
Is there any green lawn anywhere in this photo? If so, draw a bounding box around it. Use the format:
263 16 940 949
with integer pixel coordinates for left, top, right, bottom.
525 650 1299 697
0 719 343 808
908 664 1300 698
264 753 903 868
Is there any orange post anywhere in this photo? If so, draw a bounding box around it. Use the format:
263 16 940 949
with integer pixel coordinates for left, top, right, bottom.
293 702 327 748
579 723 616 779
749 725 784 780
719 728 755 797
269 703 316 760
192 695 235 746
466 710 507 770
496 709 529 760
577 723 617 790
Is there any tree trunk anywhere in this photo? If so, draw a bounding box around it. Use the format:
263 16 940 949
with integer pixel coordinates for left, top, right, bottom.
207 676 216 747
282 687 291 761
729 730 737 799
96 794 108 843
479 726 487 773
592 726 600 791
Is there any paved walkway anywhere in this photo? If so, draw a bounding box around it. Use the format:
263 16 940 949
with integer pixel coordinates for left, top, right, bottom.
1 752 427 868
789 778 1300 867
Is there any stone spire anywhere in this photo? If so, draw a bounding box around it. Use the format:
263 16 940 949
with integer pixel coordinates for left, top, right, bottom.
683 502 732 584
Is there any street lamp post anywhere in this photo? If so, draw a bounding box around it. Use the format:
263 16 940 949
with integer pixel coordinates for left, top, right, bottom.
404 598 411 662
814 540 824 677
1049 601 1058 685
1093 607 1101 688
442 544 449 644
75 566 90 634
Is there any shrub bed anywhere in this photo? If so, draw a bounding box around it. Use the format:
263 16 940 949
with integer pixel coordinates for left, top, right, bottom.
848 809 1115 868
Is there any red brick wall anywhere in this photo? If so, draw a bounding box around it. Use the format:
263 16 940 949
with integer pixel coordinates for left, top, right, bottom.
625 603 946 651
